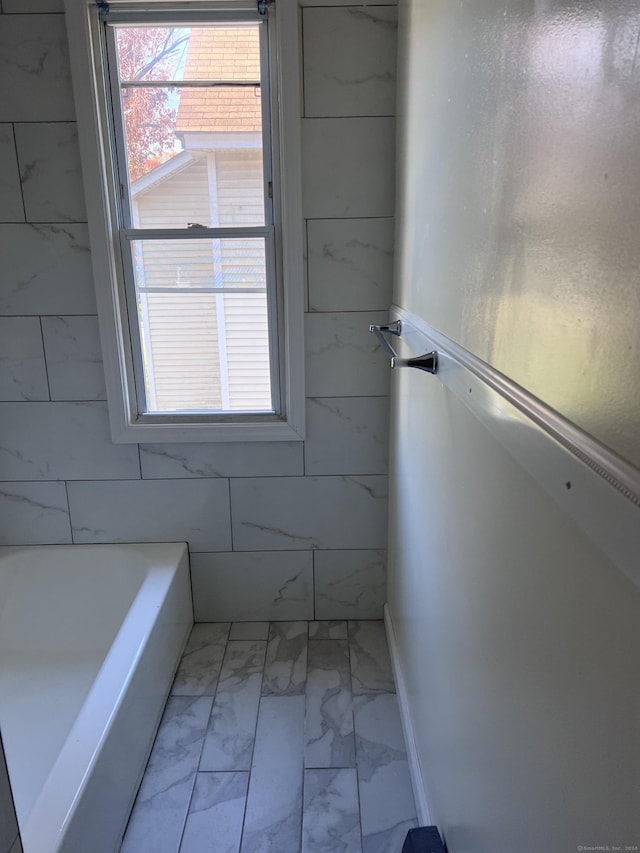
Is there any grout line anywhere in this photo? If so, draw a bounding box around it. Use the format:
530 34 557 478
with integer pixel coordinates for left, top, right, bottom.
39 318 52 400
304 308 391 315
5 119 79 123
301 114 395 120
64 479 74 544
304 216 310 320
238 625 269 849
300 1 398 6
311 550 316 620
176 771 199 852
346 620 366 851
300 7 307 119
228 478 235 551
11 123 27 223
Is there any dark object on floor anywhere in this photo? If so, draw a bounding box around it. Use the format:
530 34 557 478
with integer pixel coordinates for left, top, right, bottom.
402 825 446 853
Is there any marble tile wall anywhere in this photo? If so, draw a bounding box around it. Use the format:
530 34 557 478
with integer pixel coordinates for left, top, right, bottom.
0 4 397 624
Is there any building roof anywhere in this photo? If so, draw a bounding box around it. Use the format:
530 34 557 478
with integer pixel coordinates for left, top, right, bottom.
175 26 262 135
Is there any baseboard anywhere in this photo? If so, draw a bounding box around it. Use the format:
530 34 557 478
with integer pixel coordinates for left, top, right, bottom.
384 603 432 826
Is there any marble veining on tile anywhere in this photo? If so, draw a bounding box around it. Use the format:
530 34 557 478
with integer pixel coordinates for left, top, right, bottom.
140 442 303 479
306 218 394 313
199 640 266 772
0 402 139 481
0 15 75 122
305 639 355 768
308 621 348 640
123 622 416 853
0 482 72 545
261 621 308 696
354 693 417 853
14 122 86 222
40 316 106 401
68 478 232 552
190 551 314 622
301 118 395 219
302 768 362 853
0 224 95 316
230 476 388 552
120 695 212 853
348 620 395 695
304 312 390 398
0 317 48 402
240 695 305 853
172 623 230 696
315 551 387 620
303 6 397 119
304 397 389 476
179 772 249 853
229 622 270 641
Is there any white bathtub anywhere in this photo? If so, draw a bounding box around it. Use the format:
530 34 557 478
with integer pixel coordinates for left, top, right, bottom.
0 543 193 853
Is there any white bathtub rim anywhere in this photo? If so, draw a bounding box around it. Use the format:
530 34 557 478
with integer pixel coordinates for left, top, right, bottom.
2 542 190 853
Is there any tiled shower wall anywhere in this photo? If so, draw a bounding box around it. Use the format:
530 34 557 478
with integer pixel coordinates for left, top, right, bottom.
0 0 397 624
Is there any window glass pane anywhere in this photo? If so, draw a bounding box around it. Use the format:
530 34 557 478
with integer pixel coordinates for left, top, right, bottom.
114 25 266 226
116 25 261 83
130 238 267 290
130 238 272 414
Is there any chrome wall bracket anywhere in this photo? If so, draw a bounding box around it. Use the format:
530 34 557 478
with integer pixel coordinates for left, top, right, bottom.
370 320 438 375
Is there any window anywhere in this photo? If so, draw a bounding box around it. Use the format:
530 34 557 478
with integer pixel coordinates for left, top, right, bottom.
65 0 304 442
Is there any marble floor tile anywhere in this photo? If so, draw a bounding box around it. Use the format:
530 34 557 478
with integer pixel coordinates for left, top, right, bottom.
199 641 267 772
124 623 413 853
172 624 230 696
179 772 249 853
261 621 308 696
302 768 362 853
120 695 213 853
240 695 305 853
305 640 355 769
348 621 395 695
229 622 271 641
309 621 348 640
354 694 417 853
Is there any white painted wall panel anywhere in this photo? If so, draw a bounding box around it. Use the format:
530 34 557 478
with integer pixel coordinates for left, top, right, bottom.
389 0 640 849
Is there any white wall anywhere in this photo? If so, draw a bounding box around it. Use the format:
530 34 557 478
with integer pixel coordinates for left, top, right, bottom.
389 1 640 850
0 0 398 623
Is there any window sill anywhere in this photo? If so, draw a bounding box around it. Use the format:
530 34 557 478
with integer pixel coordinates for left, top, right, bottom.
110 414 304 444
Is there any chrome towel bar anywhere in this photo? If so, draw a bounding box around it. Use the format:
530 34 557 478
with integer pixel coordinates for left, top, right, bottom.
370 320 439 374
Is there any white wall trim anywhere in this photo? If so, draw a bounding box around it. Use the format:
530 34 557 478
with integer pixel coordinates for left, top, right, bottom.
64 0 305 444
384 602 432 828
391 305 640 590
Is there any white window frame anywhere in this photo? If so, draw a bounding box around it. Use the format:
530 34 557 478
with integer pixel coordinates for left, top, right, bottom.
64 0 305 443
